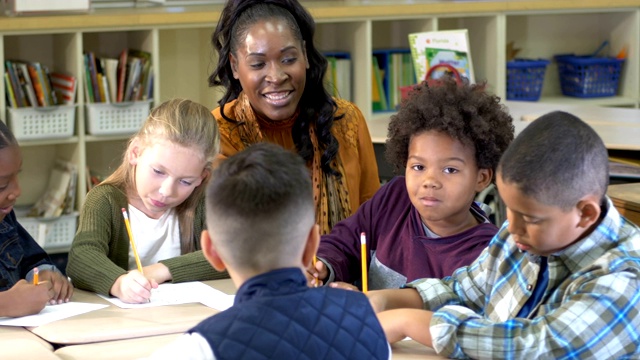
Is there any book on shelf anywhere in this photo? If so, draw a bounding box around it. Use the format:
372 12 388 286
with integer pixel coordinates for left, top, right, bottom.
323 52 351 101
50 72 78 105
126 49 152 101
15 62 38 107
371 55 388 111
83 48 153 103
5 61 26 107
28 159 77 218
373 49 416 111
26 62 47 106
408 29 475 83
4 60 64 108
4 73 17 108
102 57 119 102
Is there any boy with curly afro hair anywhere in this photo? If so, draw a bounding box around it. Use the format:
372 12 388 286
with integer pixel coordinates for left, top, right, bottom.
308 76 514 290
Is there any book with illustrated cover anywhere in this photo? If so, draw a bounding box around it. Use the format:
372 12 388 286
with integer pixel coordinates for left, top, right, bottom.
408 29 474 83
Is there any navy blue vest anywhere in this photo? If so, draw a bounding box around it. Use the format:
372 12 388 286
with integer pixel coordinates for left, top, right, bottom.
189 268 389 360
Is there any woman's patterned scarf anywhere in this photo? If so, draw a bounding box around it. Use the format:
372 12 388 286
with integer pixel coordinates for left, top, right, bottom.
227 93 351 234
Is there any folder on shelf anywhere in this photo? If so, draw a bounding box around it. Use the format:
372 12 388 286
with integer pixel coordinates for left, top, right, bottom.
408 29 475 83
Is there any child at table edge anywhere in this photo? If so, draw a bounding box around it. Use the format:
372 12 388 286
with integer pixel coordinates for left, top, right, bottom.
0 120 73 317
311 76 515 289
66 98 228 304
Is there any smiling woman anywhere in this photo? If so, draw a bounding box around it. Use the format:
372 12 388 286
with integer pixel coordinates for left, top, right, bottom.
209 0 381 234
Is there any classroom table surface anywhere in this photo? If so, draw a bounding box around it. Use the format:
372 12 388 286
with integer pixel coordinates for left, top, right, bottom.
1 339 61 360
0 324 54 349
368 100 640 151
54 333 444 360
27 278 236 345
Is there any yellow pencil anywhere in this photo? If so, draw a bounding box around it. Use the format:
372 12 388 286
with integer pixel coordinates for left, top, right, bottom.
33 267 39 285
360 232 368 293
313 255 318 287
122 208 144 275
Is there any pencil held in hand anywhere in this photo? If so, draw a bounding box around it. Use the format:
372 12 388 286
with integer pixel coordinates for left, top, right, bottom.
122 208 144 275
33 267 39 285
360 232 368 293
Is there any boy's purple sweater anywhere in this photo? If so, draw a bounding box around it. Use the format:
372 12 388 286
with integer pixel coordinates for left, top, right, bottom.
317 176 497 289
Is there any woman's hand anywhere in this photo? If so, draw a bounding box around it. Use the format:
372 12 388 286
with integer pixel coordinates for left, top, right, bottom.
38 269 73 305
110 271 158 303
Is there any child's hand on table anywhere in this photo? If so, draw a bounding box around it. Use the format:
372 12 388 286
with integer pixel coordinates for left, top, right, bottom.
304 259 328 287
328 282 359 291
4 279 53 317
39 269 74 305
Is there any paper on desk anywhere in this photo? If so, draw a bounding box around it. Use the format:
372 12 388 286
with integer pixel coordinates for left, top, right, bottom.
0 302 108 327
98 281 235 311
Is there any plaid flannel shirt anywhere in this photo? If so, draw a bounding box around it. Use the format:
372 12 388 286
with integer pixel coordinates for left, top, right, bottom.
408 197 640 359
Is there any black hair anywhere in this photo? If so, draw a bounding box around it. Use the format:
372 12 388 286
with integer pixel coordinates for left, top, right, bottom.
0 121 17 150
498 111 609 210
210 0 341 176
385 76 514 179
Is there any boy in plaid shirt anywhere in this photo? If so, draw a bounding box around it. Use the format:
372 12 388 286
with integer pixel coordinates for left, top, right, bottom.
368 111 640 359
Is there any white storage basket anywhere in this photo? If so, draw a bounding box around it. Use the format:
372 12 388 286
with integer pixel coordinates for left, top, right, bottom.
85 100 152 135
7 105 76 141
18 212 78 250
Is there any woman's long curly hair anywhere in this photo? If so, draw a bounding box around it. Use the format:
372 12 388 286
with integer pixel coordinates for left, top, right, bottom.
209 0 341 176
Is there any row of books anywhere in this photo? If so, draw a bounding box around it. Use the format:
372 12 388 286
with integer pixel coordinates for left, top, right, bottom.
83 48 153 104
4 60 77 108
372 50 417 112
324 52 352 102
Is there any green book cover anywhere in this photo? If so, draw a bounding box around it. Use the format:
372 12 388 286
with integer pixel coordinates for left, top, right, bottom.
371 56 387 111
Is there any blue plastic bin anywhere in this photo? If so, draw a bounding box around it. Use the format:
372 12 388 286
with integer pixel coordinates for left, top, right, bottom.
555 54 624 98
506 59 550 101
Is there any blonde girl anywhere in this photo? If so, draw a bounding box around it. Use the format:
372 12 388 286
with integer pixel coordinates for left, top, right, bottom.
67 98 227 303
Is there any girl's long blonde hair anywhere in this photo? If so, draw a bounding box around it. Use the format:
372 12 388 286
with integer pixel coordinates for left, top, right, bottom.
102 98 220 253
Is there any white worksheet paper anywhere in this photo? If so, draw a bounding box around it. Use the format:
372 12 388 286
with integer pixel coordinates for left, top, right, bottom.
0 302 108 327
98 281 235 311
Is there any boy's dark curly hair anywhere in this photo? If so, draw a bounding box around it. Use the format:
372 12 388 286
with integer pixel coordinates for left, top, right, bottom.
385 76 514 179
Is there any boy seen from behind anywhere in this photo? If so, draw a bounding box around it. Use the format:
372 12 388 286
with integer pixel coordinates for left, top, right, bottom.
369 111 640 359
150 142 390 360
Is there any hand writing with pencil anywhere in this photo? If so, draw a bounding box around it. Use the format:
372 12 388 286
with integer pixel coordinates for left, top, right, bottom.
110 271 158 304
0 279 53 317
304 259 328 287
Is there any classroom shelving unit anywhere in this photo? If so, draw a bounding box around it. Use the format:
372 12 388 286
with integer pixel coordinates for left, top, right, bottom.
0 0 639 215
